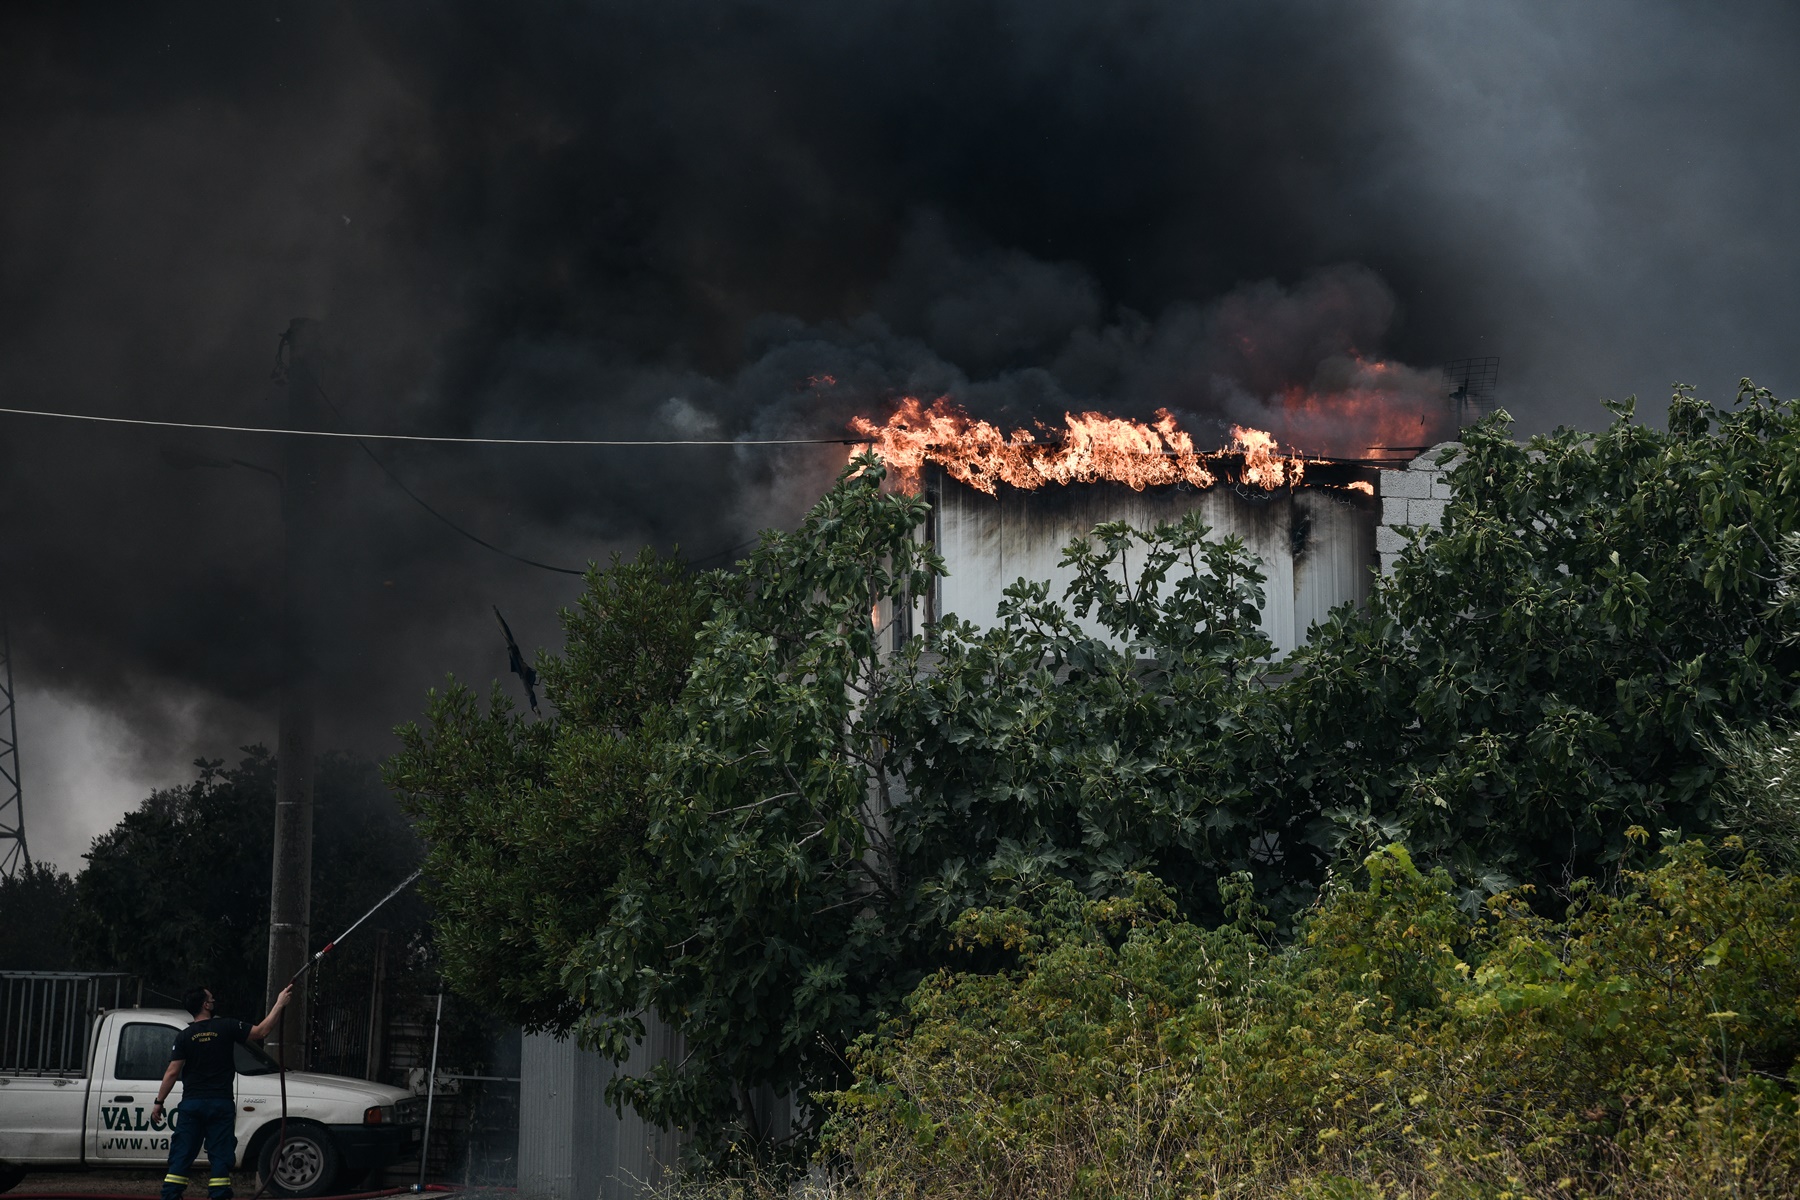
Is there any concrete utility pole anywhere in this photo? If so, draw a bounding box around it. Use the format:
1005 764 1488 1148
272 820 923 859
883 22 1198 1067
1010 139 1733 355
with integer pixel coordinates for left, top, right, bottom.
265 318 326 1067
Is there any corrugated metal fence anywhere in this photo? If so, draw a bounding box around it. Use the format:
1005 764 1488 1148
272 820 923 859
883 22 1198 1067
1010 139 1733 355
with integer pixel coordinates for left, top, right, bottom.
518 1017 684 1200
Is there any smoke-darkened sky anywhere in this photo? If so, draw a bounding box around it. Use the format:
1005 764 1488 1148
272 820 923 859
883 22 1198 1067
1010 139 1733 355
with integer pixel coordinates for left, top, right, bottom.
2 0 1797 870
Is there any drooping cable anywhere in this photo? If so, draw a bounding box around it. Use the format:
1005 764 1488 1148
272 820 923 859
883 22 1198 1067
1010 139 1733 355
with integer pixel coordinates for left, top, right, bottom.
307 383 589 576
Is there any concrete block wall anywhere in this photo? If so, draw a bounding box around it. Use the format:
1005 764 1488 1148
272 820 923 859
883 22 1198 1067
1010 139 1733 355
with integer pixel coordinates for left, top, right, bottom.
1376 442 1463 574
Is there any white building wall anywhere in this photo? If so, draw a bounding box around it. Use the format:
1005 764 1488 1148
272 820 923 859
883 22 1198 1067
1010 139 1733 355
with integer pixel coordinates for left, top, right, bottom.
927 475 1379 657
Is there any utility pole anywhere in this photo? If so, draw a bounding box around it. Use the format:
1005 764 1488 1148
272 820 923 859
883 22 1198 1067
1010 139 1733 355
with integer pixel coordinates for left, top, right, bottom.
0 611 29 879
265 318 325 1066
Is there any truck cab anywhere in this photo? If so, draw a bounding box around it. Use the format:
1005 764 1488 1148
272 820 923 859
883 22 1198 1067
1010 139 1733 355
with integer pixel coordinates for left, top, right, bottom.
2 999 423 1197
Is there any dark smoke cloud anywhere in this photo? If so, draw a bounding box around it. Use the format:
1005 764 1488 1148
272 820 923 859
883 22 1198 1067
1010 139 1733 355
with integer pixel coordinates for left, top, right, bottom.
1 0 1796 867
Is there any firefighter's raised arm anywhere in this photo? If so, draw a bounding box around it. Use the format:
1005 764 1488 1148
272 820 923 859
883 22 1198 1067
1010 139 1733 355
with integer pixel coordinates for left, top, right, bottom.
249 984 293 1043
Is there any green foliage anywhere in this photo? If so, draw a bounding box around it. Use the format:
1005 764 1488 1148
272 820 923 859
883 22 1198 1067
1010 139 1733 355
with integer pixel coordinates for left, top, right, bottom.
387 548 705 1031
565 458 941 1159
76 752 277 1007
397 458 1287 1161
886 510 1316 925
397 383 1800 1170
74 749 421 1017
829 843 1800 1198
871 381 1800 986
563 466 1294 1161
1709 721 1800 871
0 859 84 970
1281 383 1800 896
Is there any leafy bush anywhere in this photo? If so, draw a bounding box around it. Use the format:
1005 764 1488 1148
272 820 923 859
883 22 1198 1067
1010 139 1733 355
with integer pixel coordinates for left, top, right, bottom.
394 382 1800 1161
887 510 1311 926
389 548 705 1031
562 462 941 1158
1710 719 1800 872
828 841 1800 1198
76 748 423 1016
562 466 1295 1159
1282 383 1800 896
0 860 83 970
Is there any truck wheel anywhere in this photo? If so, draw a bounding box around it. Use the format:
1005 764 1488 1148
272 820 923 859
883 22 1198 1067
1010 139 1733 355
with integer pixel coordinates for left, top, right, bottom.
0 1162 26 1196
257 1122 341 1198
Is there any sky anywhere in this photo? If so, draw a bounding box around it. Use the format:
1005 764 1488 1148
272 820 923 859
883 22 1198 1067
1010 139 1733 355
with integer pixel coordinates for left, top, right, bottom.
1 0 1797 872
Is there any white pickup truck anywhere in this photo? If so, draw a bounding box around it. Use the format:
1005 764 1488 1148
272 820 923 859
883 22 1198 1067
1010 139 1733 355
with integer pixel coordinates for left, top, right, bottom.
1 981 423 1198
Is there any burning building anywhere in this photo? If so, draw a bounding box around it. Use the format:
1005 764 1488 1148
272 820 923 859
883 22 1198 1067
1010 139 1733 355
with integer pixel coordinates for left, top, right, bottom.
853 397 1459 655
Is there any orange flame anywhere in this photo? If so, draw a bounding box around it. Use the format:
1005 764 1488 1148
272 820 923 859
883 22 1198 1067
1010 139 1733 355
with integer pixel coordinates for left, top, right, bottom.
1265 356 1459 457
1228 425 1297 489
849 398 1310 495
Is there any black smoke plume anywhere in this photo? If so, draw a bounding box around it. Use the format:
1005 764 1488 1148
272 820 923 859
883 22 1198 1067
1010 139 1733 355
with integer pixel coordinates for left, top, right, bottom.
1 0 1796 865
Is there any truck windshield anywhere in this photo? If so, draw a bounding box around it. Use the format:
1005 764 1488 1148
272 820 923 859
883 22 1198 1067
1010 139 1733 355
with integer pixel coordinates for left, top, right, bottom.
233 1039 281 1077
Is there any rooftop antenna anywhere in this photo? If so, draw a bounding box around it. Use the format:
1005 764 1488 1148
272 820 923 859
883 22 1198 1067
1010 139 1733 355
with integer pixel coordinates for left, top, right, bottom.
1366 357 1504 459
0 610 30 878
1443 357 1501 430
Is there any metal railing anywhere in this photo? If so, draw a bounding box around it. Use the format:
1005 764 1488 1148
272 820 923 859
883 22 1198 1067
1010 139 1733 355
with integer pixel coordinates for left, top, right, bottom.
1 971 139 1076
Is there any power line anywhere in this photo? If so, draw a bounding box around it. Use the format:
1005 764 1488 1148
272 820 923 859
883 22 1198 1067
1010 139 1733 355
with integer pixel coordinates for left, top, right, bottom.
312 384 764 576
5 397 801 576
0 404 862 447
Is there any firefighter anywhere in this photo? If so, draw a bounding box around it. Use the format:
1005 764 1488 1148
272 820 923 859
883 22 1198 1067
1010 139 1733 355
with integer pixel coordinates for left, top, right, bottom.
150 983 293 1200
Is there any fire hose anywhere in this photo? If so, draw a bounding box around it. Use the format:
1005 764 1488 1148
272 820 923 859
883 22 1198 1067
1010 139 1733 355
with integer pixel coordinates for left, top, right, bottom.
254 868 423 1200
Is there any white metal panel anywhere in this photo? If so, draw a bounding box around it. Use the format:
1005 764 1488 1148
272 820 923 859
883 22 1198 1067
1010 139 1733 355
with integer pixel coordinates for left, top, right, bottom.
1290 490 1378 641
518 1032 577 1200
517 1019 686 1200
931 476 1376 657
606 1018 682 1197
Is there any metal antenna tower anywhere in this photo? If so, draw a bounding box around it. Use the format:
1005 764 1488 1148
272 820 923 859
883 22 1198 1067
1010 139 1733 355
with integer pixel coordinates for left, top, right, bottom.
0 612 28 878
1444 357 1501 429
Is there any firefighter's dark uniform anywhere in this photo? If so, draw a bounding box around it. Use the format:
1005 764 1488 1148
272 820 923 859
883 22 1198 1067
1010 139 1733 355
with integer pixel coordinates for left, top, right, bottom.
161 1018 252 1200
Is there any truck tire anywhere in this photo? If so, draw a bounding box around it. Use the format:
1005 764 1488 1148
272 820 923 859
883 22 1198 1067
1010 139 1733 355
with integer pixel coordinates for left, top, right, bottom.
0 1162 26 1196
257 1121 341 1198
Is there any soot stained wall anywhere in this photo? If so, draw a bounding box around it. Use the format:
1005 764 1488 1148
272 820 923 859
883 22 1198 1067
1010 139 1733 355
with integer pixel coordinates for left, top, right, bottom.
919 471 1379 657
